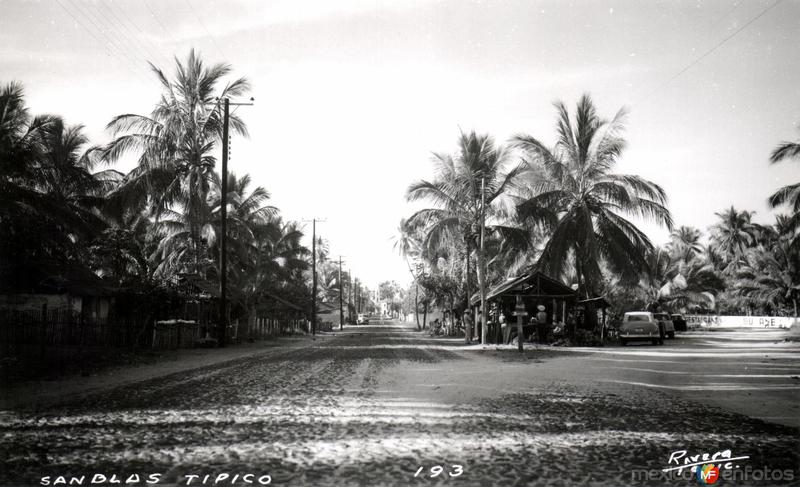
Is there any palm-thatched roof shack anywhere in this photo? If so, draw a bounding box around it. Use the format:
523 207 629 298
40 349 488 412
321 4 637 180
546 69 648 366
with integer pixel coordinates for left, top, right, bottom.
471 271 611 343
472 271 577 325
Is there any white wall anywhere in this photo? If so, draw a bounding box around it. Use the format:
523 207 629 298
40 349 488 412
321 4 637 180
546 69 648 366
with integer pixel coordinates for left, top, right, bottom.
685 315 798 329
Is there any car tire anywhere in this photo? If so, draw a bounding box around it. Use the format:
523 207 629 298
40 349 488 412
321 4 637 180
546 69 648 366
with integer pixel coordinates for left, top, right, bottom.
651 339 659 346
668 331 675 339
620 338 627 346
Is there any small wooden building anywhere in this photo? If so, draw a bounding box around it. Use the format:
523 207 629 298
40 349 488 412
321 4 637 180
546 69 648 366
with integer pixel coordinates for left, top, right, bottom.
471 271 579 326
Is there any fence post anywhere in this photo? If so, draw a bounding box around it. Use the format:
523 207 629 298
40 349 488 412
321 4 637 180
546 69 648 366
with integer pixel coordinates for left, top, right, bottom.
39 303 47 360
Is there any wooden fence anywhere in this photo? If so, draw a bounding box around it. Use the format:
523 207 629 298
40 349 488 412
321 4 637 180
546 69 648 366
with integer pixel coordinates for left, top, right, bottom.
0 307 311 356
0 308 141 349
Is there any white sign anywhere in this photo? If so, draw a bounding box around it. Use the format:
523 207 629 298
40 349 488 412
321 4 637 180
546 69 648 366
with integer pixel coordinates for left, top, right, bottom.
685 315 798 329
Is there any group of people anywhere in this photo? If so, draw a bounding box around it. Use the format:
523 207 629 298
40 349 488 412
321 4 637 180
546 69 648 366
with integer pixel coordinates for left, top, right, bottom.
427 304 576 345
461 305 576 345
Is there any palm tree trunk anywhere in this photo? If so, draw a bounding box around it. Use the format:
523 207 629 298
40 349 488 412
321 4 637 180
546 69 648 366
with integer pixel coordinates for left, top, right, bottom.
465 242 471 314
415 283 420 330
479 177 487 345
477 247 487 344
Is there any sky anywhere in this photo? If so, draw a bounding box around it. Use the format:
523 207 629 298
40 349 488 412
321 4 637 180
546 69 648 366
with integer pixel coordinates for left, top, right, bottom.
2 0 799 289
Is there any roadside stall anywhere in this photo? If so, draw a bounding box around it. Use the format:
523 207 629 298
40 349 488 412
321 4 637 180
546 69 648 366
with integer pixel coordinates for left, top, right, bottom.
470 271 579 344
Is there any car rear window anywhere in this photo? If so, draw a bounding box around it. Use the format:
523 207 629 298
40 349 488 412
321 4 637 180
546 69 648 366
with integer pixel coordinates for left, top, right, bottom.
626 315 650 322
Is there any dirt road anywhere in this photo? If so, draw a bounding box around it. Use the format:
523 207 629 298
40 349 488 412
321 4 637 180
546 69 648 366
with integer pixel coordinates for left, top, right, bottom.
1 319 797 486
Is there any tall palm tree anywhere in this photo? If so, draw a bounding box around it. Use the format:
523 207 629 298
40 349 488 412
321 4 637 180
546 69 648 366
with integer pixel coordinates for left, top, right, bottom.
736 239 799 317
644 247 723 312
513 94 673 298
667 226 703 262
406 131 530 342
710 206 756 272
768 129 800 251
1 82 113 280
102 49 250 272
393 218 425 329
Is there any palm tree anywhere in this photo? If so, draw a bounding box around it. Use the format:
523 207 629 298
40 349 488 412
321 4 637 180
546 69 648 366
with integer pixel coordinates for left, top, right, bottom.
513 94 673 299
710 206 756 272
1 82 114 280
102 49 250 272
667 226 703 262
768 129 800 251
644 247 723 313
393 218 425 329
736 239 799 317
406 131 530 342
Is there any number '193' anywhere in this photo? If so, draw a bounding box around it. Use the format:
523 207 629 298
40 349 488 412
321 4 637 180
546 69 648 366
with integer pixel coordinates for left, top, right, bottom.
414 465 463 479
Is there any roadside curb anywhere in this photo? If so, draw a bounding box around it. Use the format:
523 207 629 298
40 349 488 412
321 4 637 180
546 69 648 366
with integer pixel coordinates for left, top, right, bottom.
0 334 335 410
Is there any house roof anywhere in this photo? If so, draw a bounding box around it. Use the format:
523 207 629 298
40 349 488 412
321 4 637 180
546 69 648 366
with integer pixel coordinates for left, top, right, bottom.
577 296 611 308
177 273 219 298
470 271 577 305
0 260 116 296
263 292 304 312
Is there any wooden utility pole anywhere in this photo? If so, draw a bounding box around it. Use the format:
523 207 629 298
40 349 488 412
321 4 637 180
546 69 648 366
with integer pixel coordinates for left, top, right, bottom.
303 218 326 336
219 98 229 347
348 273 353 325
338 256 344 331
479 176 487 345
215 96 253 347
311 219 317 335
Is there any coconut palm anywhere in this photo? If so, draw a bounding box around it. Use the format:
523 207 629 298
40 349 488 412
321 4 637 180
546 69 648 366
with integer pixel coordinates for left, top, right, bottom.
644 247 723 312
513 94 673 297
667 226 703 262
736 239 799 317
768 130 800 250
406 131 530 342
102 49 250 272
393 218 426 329
709 206 756 272
1 83 114 273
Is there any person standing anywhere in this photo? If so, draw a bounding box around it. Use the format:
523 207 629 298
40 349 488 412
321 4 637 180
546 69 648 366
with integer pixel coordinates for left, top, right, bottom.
475 307 482 343
536 304 548 343
463 309 473 344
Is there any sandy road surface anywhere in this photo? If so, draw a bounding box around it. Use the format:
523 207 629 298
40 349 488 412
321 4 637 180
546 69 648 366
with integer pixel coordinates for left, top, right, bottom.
1 319 798 486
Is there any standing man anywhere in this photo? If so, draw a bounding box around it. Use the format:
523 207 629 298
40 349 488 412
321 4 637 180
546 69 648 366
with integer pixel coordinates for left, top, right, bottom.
536 304 548 343
463 309 473 345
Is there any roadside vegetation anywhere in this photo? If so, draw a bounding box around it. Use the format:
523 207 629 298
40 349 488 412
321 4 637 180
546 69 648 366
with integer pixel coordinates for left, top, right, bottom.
397 95 800 329
0 51 365 342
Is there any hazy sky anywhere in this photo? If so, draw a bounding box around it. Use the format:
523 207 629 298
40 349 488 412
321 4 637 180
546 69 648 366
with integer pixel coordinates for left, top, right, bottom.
2 0 799 289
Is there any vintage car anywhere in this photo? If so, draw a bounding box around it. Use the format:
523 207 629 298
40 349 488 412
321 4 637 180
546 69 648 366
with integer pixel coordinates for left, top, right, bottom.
653 312 676 338
619 311 664 346
357 313 369 325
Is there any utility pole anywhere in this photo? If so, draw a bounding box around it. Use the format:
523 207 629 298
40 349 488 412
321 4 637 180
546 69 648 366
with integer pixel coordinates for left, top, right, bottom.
213 96 253 348
348 273 353 324
355 279 360 313
303 218 326 336
480 176 487 345
338 256 345 331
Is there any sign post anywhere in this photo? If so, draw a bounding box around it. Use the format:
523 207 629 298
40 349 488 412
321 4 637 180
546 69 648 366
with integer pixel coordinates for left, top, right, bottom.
512 295 527 353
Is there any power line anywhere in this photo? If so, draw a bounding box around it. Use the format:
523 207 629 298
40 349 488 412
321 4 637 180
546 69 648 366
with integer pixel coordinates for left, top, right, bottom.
182 0 227 60
57 0 152 84
635 0 784 105
143 0 179 46
88 0 161 70
104 0 173 68
63 0 153 79
66 0 151 72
